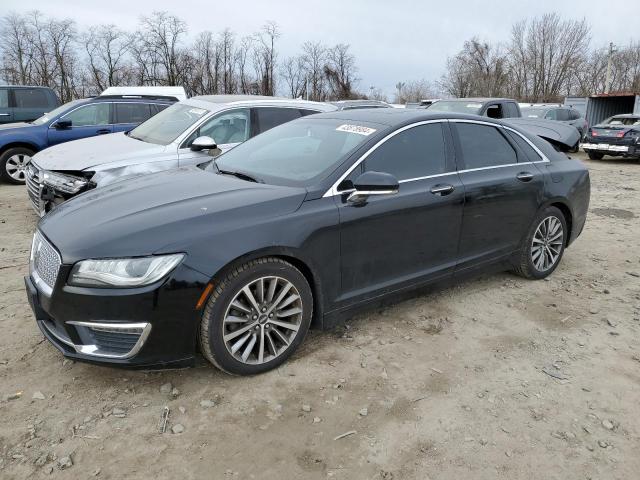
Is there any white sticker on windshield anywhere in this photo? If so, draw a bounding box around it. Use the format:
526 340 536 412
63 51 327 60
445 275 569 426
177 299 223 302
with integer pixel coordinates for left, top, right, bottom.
336 124 377 136
188 108 207 116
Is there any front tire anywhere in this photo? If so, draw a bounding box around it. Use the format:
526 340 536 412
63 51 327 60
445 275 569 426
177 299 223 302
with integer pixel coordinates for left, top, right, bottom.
199 257 313 375
513 206 567 280
587 151 604 160
0 147 35 184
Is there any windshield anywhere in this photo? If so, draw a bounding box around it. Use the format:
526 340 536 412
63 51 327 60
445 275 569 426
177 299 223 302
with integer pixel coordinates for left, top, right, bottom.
215 118 381 186
521 108 548 118
427 100 483 114
603 116 640 126
31 100 84 125
129 103 210 145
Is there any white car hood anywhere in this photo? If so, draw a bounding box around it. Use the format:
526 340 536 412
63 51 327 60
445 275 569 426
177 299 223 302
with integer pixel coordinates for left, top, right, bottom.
33 132 172 172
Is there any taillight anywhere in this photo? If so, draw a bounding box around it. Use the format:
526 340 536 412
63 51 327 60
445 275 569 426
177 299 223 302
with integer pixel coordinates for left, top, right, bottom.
616 131 625 138
591 130 598 136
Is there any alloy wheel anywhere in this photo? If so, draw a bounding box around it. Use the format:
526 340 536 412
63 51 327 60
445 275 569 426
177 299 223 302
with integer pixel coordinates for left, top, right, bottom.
531 216 564 272
222 276 304 365
5 153 31 182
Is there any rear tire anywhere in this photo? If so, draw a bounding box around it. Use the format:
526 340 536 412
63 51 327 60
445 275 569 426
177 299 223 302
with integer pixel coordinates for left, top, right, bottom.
0 147 35 184
199 257 313 375
512 206 567 280
587 151 604 160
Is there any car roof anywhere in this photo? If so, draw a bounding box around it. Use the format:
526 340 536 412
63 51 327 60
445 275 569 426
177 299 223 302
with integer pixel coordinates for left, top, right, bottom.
331 100 391 107
610 113 640 118
1 85 53 90
438 97 516 104
182 95 337 112
308 108 504 127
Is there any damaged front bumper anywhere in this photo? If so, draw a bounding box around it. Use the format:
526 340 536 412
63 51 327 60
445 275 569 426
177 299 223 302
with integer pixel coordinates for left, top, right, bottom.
26 163 94 216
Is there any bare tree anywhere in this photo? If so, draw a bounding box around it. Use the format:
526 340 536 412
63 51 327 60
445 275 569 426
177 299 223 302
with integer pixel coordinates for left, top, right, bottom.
395 79 435 103
301 41 326 101
324 43 358 99
280 55 306 98
84 25 130 93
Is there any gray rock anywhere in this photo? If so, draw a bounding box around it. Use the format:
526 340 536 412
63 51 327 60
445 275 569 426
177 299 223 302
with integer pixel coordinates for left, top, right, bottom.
200 399 216 408
159 383 173 394
359 408 368 417
171 424 184 434
301 404 312 412
313 416 322 424
178 406 186 414
32 391 45 401
171 388 180 398
112 407 126 417
34 453 49 467
57 456 73 470
602 419 614 430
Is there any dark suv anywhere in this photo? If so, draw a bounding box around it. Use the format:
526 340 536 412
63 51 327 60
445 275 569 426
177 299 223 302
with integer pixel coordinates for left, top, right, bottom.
0 95 176 184
426 98 522 118
0 86 60 124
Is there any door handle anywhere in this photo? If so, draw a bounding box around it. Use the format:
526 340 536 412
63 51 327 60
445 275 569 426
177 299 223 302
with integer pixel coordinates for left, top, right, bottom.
516 172 534 182
96 129 111 134
430 184 454 196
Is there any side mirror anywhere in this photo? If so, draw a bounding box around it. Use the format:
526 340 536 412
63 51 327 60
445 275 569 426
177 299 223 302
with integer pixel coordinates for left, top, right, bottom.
190 135 217 152
347 171 399 204
53 120 72 130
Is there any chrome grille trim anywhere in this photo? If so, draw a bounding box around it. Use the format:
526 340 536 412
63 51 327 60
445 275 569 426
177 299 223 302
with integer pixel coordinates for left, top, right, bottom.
26 163 43 214
30 231 62 296
66 322 152 359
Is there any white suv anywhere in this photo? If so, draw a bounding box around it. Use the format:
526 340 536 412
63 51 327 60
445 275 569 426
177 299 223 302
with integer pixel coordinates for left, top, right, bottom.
27 95 336 215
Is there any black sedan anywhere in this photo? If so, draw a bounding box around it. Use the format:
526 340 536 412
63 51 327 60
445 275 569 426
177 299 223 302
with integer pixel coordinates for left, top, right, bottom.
25 110 590 375
580 114 640 159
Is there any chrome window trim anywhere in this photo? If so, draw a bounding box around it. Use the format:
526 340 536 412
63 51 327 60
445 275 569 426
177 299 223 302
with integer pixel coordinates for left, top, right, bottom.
321 117 552 198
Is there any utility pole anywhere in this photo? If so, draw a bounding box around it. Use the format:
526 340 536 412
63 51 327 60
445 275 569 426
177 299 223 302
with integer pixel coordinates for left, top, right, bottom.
605 42 617 94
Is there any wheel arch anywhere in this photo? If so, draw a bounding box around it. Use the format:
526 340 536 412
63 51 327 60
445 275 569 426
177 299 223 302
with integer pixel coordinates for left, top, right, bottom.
206 246 326 329
540 199 573 246
0 141 40 156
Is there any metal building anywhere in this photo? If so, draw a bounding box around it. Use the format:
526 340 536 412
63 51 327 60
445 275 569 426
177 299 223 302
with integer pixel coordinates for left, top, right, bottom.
580 93 640 127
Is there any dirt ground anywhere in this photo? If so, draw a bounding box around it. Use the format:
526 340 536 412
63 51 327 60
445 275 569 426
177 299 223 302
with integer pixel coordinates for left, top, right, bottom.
1 152 639 480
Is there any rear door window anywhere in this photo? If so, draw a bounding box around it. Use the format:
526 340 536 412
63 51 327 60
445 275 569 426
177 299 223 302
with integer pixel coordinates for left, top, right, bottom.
0 89 8 108
115 103 152 124
255 107 302 135
504 102 519 118
455 123 517 169
363 123 447 180
555 109 570 121
544 109 557 120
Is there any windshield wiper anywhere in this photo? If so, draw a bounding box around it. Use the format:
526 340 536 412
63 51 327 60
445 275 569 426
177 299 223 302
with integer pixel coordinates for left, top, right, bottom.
218 169 261 183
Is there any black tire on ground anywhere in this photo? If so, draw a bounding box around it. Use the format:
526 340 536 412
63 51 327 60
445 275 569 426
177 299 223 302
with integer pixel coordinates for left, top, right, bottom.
0 147 35 184
199 257 313 375
588 151 604 160
512 206 567 280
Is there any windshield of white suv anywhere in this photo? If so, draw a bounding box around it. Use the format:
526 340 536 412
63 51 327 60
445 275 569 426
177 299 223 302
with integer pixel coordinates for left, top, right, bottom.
427 100 483 114
215 118 381 186
128 103 210 145
31 100 84 125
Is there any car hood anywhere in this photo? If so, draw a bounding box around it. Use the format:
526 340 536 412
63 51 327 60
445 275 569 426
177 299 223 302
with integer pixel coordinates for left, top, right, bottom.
38 167 307 263
33 132 170 171
0 122 36 132
503 118 580 151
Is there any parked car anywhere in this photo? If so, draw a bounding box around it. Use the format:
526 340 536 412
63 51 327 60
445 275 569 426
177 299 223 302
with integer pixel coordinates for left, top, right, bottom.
25 109 590 374
426 98 522 118
521 105 588 137
26 96 336 215
1 94 176 185
0 86 60 125
331 100 391 110
580 114 640 160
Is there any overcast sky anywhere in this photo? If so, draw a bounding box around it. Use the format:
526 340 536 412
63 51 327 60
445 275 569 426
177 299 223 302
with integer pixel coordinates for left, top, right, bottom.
5 0 640 97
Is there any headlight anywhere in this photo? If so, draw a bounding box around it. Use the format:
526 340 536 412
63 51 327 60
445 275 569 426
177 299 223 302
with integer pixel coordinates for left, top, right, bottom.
68 254 185 288
42 171 88 194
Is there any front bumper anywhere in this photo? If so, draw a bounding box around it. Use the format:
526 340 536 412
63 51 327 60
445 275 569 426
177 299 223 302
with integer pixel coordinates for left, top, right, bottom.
24 264 209 369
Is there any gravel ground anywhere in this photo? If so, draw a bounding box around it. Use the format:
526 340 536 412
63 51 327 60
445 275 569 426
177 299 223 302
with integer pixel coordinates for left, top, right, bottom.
1 152 639 480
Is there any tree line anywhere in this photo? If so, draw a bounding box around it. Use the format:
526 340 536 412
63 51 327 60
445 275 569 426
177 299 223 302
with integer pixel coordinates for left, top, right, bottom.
2 11 639 105
0 11 362 103
439 13 640 102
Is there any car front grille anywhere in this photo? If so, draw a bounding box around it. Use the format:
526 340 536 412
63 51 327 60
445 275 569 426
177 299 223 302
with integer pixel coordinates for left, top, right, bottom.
26 163 42 214
31 230 62 292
